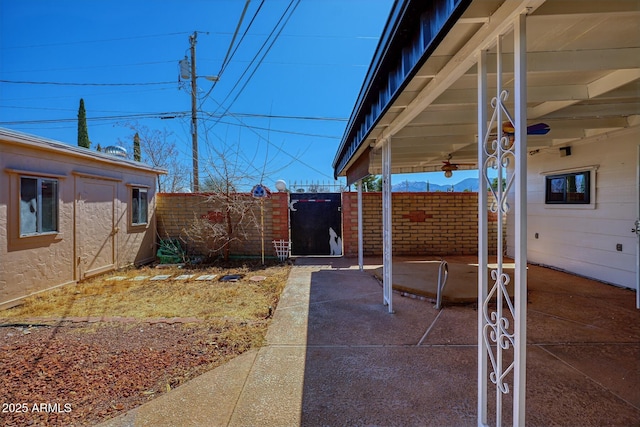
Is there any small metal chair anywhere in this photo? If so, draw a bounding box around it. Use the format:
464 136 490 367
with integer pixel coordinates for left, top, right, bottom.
435 259 449 310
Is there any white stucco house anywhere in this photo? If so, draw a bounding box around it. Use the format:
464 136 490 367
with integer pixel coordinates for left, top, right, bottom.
0 128 165 309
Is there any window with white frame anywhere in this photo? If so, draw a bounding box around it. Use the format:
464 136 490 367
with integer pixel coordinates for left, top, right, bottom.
20 176 59 236
131 187 148 225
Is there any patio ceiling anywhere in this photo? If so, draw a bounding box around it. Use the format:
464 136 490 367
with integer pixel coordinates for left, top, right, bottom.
335 0 640 179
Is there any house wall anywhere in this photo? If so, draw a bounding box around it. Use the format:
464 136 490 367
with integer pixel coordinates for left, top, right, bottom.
0 139 158 308
342 191 502 256
507 127 639 288
156 192 289 258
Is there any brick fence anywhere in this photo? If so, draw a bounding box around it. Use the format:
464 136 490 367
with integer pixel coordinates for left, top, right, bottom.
156 191 502 258
341 191 502 256
156 192 289 258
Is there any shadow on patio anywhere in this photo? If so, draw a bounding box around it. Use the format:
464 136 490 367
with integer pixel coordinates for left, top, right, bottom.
294 256 640 426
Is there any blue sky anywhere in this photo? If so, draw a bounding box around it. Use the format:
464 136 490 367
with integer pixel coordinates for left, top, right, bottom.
0 0 478 190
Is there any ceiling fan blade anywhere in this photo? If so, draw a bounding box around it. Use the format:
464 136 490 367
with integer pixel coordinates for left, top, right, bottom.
502 122 551 135
526 122 550 135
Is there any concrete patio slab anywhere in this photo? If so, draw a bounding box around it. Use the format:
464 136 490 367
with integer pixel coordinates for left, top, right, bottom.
97 256 640 427
373 257 515 303
228 346 307 427
97 350 259 427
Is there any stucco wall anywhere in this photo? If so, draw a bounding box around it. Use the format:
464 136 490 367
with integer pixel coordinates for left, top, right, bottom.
508 127 639 288
0 137 159 308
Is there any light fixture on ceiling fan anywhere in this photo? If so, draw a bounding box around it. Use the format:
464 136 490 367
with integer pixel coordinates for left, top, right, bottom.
441 154 475 178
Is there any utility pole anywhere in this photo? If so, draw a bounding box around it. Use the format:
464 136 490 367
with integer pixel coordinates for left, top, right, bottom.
190 32 199 192
180 31 217 192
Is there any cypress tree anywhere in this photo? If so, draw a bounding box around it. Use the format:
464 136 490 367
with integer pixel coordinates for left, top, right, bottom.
77 98 90 148
133 132 141 161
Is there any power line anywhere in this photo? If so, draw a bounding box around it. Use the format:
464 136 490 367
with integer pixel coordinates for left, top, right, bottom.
0 112 188 125
0 79 175 87
5 60 177 75
219 0 252 74
0 32 192 50
212 119 340 139
1 86 175 102
0 104 164 114
208 112 346 121
197 0 266 109
203 97 334 180
0 110 344 127
202 0 300 131
1 30 377 51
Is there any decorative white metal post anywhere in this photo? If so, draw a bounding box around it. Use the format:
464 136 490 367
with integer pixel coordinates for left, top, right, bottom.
477 46 489 427
513 15 528 425
357 179 364 271
478 14 528 427
382 137 393 313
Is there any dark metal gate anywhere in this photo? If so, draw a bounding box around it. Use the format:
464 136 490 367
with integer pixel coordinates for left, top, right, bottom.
289 193 342 256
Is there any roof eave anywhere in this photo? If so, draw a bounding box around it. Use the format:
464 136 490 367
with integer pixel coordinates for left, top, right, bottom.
333 0 472 179
0 127 167 175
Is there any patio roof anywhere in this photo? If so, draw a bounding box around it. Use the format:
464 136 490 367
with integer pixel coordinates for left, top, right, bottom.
333 0 640 183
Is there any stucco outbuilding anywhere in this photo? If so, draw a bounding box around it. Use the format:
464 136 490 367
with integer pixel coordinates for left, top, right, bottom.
0 128 165 309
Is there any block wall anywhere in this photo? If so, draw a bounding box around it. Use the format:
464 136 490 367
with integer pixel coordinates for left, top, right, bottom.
156 192 289 258
342 191 503 256
157 191 503 259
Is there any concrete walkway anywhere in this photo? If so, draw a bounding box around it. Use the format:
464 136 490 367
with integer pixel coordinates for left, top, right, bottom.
97 257 640 427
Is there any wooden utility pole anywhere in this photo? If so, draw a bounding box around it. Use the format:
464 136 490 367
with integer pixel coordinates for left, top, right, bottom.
190 32 199 192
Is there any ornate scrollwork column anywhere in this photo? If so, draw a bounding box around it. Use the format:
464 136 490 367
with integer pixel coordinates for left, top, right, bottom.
478 14 528 427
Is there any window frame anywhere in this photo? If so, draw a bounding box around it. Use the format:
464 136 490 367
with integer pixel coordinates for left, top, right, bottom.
131 186 149 226
545 171 590 205
19 175 60 237
541 166 597 209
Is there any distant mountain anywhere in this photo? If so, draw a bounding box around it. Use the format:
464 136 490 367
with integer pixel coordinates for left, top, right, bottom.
392 181 429 192
453 178 479 192
392 177 478 192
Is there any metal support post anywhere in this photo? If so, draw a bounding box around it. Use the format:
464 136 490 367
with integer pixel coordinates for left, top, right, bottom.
477 47 489 427
513 14 528 426
357 179 364 271
382 137 393 313
478 13 528 426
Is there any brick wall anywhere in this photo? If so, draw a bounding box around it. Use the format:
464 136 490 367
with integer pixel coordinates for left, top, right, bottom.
157 191 503 258
342 191 503 256
157 192 289 258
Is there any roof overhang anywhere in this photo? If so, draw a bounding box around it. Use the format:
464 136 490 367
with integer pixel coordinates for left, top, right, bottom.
333 0 640 183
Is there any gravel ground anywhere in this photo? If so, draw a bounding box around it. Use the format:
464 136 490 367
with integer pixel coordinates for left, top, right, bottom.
0 320 255 427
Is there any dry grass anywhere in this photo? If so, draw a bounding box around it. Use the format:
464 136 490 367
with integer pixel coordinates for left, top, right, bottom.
3 263 291 322
0 262 292 426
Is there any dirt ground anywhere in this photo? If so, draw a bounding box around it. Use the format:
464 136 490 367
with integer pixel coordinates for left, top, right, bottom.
0 263 290 427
